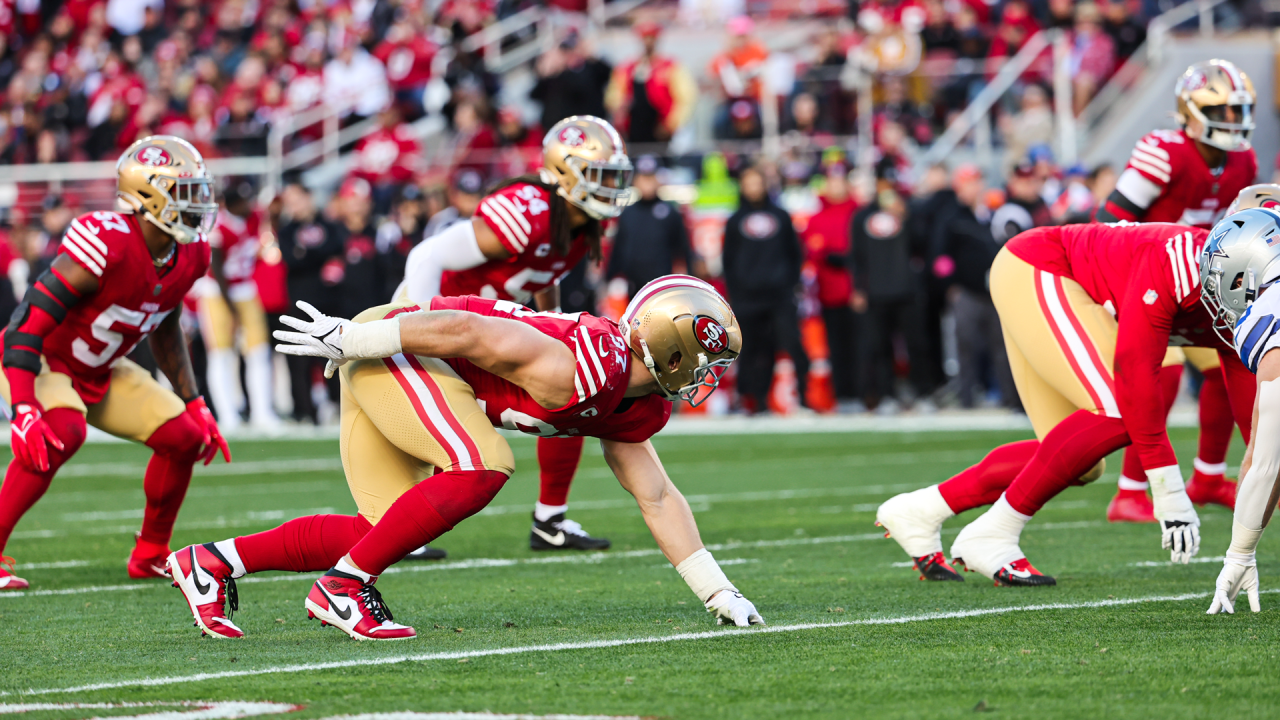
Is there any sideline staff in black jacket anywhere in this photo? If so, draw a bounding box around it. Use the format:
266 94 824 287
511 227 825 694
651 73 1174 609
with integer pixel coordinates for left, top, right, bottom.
723 166 810 412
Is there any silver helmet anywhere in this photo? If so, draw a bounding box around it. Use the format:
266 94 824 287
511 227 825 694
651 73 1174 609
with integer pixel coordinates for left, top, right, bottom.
1199 207 1280 343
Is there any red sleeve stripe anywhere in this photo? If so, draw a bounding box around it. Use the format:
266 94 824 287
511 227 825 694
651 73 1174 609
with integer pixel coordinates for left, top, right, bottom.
1134 140 1170 161
579 325 608 385
573 327 607 403
479 199 529 252
69 219 108 254
491 194 533 235
1131 146 1172 175
1128 155 1171 184
1166 232 1198 302
61 231 104 276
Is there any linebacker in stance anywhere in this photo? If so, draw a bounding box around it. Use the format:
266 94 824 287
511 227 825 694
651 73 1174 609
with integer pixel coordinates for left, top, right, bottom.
876 215 1259 586
1096 59 1258 522
0 136 231 590
394 115 632 556
1199 208 1280 613
168 276 764 640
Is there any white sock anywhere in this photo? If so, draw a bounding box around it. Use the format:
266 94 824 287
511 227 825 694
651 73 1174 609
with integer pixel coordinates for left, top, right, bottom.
217 539 247 578
987 495 1033 539
534 502 568 522
1118 475 1149 491
245 345 278 425
206 349 242 428
335 557 372 582
1193 458 1227 477
917 484 956 522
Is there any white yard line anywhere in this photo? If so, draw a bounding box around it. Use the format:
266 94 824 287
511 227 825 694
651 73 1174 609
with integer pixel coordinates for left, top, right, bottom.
3 589 1240 698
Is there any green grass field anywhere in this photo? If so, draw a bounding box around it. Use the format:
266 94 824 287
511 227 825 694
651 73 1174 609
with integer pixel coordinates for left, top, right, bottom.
1 427 1278 719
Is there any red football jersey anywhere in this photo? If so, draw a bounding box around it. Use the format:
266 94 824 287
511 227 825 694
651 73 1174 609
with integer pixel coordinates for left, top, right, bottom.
207 211 260 294
1006 222 1253 470
1109 128 1257 228
45 211 211 403
388 296 670 444
350 124 422 186
372 37 436 90
440 183 589 303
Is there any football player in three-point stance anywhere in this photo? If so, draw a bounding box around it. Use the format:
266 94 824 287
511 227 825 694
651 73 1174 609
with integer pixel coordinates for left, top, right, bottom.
168 275 763 640
1095 59 1258 522
876 211 1263 586
393 115 633 558
1199 208 1280 614
0 136 231 590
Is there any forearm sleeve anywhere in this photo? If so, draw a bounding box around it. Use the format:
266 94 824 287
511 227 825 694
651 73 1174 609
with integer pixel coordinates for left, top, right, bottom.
402 220 487 305
1232 381 1280 554
3 269 82 404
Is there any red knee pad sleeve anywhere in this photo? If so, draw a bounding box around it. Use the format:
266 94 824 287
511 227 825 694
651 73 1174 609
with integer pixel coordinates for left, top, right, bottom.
145 410 204 460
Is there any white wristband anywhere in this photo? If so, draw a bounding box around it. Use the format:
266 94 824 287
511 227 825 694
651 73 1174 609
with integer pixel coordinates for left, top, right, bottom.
341 317 403 359
675 548 736 603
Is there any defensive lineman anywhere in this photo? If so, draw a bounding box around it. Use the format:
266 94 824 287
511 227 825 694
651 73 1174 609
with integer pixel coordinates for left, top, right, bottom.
168 276 763 639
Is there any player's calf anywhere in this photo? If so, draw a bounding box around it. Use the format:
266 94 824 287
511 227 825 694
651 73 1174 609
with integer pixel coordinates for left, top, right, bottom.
304 560 415 641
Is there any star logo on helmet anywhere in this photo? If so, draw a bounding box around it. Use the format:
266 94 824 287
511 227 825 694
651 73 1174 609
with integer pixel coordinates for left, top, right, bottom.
558 127 586 147
135 146 172 166
694 316 728 354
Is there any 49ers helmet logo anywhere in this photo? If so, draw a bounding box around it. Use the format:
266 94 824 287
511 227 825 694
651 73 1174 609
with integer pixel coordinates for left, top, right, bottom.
135 146 173 166
558 127 586 147
694 316 728 354
1179 69 1208 93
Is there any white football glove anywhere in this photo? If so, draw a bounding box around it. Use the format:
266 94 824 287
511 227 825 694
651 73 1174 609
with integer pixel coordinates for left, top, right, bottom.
1147 465 1201 564
705 590 764 627
1207 552 1261 615
273 301 351 378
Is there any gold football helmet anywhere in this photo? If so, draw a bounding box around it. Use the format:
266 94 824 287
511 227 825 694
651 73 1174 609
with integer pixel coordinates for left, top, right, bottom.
117 135 217 244
540 115 634 220
1226 183 1280 216
1175 59 1255 152
620 275 742 406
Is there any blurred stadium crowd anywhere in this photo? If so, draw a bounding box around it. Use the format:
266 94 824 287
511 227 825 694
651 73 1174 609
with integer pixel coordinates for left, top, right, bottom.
0 0 1273 423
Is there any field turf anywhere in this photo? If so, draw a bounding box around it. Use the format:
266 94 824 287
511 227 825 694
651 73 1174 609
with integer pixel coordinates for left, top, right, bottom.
2 427 1278 719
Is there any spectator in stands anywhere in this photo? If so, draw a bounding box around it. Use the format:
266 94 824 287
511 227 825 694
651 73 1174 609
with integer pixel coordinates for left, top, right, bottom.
723 165 810 414
373 16 437 120
494 107 541 177
215 91 269 158
803 163 861 410
937 4 990 121
607 155 693 297
930 165 1016 409
424 168 484 238
709 16 770 140
331 178 384 318
1001 83 1054 175
450 99 498 181
794 27 849 134
377 184 427 294
725 99 762 141
877 77 931 145
530 31 612 131
1051 164 1097 223
991 160 1052 244
1088 162 1117 209
605 22 697 147
323 34 391 122
275 183 343 424
1068 2 1116 114
1104 0 1147 61
351 105 423 215
850 165 932 413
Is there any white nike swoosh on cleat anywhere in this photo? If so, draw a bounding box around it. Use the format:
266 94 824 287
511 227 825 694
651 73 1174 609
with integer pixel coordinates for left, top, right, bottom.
1001 564 1032 579
531 527 566 546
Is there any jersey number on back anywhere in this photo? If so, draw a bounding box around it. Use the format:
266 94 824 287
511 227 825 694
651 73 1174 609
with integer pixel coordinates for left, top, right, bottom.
72 305 169 368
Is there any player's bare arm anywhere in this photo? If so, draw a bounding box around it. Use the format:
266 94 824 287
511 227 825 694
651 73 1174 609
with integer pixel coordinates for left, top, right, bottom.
401 218 510 305
533 284 560 312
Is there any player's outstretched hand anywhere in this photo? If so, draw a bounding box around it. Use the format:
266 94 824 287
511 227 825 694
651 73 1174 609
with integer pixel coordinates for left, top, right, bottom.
1161 519 1201 564
1148 466 1200 564
1207 553 1261 615
706 590 765 627
185 397 231 465
273 301 352 377
10 402 64 472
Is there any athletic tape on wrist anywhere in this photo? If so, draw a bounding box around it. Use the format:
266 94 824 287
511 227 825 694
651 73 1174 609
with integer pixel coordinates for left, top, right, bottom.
1227 521 1263 560
341 318 403 359
675 548 735 604
1146 464 1195 521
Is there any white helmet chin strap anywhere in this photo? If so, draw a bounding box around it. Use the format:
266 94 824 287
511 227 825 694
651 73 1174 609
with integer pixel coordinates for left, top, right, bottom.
637 338 679 401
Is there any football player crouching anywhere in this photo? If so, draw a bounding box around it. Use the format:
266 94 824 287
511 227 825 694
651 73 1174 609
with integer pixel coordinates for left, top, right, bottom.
1199 204 1280 613
167 276 764 640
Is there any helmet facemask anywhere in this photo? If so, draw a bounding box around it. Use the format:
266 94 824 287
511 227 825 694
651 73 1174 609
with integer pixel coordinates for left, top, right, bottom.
558 153 635 220
1189 99 1255 152
635 336 734 407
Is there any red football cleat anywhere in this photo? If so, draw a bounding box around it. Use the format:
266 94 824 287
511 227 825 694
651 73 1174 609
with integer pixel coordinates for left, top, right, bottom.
1186 473 1237 510
992 558 1056 587
305 569 416 641
167 544 243 639
1107 490 1156 523
0 556 28 591
128 534 172 579
913 552 964 582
